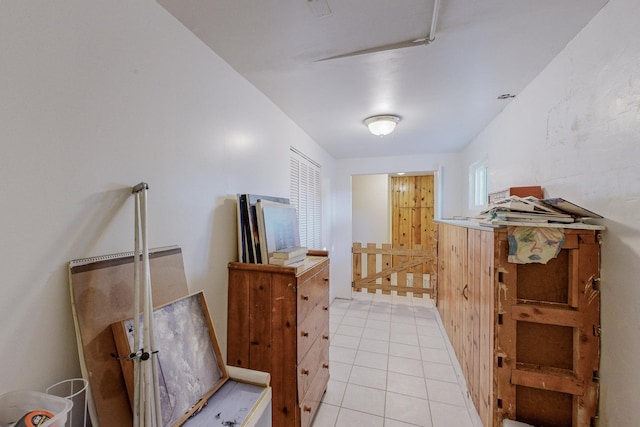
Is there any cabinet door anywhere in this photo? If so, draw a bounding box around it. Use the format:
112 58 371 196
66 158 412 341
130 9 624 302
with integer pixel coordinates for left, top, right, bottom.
436 224 451 336
437 224 467 364
466 229 482 410
452 225 467 367
437 225 495 427
478 230 495 427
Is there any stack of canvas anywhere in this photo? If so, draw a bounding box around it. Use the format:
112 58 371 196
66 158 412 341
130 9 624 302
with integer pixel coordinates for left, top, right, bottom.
236 194 289 264
236 194 307 267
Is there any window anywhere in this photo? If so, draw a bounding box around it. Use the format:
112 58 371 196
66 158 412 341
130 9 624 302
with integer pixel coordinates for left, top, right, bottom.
469 157 489 209
289 147 322 249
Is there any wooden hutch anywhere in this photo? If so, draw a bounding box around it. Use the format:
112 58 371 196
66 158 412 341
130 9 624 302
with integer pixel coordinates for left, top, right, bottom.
436 221 602 427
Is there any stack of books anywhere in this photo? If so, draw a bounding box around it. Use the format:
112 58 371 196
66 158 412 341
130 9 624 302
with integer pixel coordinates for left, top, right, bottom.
474 196 600 225
268 246 308 266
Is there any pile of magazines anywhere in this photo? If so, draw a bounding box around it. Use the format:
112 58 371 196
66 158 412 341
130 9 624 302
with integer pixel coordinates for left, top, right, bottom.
474 196 602 225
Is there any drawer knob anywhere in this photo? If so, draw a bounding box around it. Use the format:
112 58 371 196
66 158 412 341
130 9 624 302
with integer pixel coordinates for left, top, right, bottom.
301 295 309 301
322 363 329 369
301 331 309 337
301 369 310 375
322 334 329 340
322 306 329 311
303 405 312 413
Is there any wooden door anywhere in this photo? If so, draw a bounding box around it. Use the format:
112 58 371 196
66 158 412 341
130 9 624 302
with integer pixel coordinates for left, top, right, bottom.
391 175 435 250
391 175 436 290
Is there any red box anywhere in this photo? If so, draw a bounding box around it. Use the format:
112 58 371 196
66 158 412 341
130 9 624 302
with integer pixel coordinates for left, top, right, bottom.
488 186 543 204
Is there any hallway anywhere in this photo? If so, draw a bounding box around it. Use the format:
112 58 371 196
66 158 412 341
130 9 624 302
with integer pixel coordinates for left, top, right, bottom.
312 291 482 427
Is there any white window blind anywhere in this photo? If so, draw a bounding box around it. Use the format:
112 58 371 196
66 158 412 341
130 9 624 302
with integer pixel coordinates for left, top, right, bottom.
290 148 322 249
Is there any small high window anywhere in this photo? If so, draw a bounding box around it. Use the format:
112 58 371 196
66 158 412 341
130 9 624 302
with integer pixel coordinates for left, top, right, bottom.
469 157 488 209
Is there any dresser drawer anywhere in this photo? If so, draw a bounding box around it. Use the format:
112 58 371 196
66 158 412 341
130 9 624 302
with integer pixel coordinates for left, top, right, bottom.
299 357 330 427
297 321 329 400
297 266 329 325
297 301 330 362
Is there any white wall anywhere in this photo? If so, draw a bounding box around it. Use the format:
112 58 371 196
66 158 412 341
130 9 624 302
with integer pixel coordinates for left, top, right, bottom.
331 154 463 299
461 0 640 424
5 2 635 424
351 174 390 244
0 0 333 394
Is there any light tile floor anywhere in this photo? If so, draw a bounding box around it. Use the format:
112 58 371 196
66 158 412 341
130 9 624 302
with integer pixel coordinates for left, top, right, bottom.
312 291 483 427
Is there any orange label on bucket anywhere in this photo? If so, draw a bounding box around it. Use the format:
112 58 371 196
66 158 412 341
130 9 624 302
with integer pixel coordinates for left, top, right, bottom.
15 410 54 427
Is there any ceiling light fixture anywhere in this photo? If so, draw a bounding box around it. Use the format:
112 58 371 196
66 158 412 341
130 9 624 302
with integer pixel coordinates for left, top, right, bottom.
363 115 401 136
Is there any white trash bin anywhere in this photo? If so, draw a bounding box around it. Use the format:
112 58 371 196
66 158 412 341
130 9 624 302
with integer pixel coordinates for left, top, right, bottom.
0 390 72 427
46 379 88 427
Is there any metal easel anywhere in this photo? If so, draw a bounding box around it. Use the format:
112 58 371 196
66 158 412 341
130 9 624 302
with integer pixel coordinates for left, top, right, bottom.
132 182 162 427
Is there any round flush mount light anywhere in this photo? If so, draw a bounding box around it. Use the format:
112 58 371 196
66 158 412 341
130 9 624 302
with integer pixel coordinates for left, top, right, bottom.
363 115 401 136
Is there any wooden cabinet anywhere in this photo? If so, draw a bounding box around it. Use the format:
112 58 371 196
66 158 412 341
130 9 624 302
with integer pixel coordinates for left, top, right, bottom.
227 253 330 427
438 224 494 426
437 223 601 427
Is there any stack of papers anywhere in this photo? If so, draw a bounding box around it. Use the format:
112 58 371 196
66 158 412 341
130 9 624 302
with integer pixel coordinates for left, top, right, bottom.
474 196 602 225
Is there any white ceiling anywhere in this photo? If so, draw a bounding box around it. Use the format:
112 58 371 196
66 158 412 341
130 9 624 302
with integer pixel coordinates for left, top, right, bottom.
157 0 608 159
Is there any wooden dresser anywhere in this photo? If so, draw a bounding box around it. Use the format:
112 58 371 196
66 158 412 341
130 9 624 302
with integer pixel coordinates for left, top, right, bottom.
437 222 602 427
227 251 330 427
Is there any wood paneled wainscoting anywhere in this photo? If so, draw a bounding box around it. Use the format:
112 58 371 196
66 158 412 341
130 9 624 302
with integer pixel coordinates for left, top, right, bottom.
352 242 435 298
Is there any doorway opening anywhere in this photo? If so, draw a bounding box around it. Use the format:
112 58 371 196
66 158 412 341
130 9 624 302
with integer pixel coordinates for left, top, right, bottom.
351 172 438 298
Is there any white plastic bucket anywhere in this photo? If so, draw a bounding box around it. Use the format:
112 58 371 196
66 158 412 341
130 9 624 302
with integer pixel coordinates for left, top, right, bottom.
0 390 72 427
